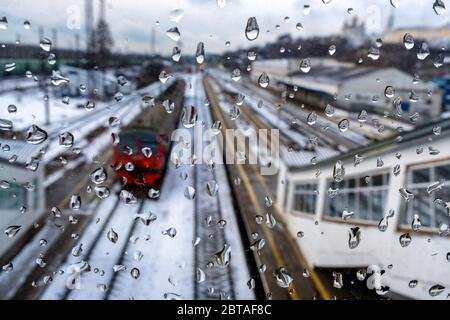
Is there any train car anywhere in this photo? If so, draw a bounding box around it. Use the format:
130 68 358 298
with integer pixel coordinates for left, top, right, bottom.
277 118 450 299
112 80 184 190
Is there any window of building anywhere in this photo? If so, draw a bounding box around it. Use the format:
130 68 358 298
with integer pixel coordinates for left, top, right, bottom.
401 162 450 229
324 172 390 221
292 182 318 215
0 182 26 210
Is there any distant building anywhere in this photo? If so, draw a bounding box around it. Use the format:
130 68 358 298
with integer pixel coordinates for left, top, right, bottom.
251 58 442 120
384 25 450 48
342 16 367 48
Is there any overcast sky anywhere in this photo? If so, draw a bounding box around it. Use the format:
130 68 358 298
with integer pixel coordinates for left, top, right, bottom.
0 0 448 56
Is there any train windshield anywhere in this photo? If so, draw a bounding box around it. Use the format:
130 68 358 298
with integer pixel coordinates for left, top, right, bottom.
118 130 158 153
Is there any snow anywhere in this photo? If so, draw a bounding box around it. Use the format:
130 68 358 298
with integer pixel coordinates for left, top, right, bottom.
39 73 254 300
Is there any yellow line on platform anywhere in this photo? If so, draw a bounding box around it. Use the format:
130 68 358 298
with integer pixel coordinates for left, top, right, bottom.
203 77 301 300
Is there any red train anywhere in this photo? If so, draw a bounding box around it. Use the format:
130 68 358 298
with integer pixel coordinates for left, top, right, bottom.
112 80 184 190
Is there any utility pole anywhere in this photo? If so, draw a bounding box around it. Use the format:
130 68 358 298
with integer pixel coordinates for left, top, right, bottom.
151 27 155 57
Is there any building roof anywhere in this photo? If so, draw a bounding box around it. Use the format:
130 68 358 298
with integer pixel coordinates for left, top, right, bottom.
289 117 450 172
0 138 44 166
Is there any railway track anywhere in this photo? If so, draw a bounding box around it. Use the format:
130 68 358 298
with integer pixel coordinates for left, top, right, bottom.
192 75 235 300
203 76 331 300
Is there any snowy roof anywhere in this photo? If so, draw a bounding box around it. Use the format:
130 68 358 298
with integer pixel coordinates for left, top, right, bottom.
0 138 43 166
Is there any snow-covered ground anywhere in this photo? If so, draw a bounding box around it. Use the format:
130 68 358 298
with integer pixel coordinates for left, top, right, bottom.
40 73 254 300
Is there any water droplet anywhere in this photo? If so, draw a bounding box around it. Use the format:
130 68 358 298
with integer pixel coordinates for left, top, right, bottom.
427 181 444 194
70 194 81 210
338 119 349 132
159 70 172 84
2 262 13 272
166 27 181 41
265 213 276 229
195 42 205 64
429 284 445 296
328 44 336 55
356 269 366 281
5 225 21 238
107 228 118 244
384 86 395 99
390 0 401 8
172 46 181 62
333 271 343 288
23 20 31 29
0 16 8 30
4 62 15 72
58 132 74 148
71 243 83 257
245 17 259 41
403 33 414 50
130 267 140 279
214 244 231 266
399 187 414 202
162 227 177 238
181 105 198 128
169 8 184 22
141 147 153 159
50 70 70 86
411 214 421 232
258 72 269 88
206 180 219 197
196 268 206 283
399 233 412 247
417 42 430 60
333 160 345 182
273 267 293 288
367 47 380 60
47 53 56 65
247 51 257 61
231 68 241 81
39 37 52 52
433 0 446 15
307 111 317 125
300 58 311 73
94 186 110 199
0 118 13 131
119 190 137 205
348 227 361 249
90 167 107 184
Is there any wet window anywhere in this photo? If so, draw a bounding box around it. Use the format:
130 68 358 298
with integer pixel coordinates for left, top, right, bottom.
292 182 317 215
324 172 390 222
401 162 450 228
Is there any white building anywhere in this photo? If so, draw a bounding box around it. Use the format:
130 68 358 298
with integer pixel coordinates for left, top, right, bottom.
277 118 450 299
251 58 442 120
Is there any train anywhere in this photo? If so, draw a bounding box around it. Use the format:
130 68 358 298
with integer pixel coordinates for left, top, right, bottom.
112 79 185 191
277 117 450 299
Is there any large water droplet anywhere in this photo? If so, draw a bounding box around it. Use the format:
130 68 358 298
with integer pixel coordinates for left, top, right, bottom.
399 233 412 247
433 0 446 15
5 225 21 238
195 42 205 64
90 167 107 184
429 284 445 297
26 125 47 145
245 17 259 41
214 244 231 266
59 132 74 148
39 37 52 52
273 267 294 288
403 33 414 50
348 227 361 249
166 27 181 41
181 105 198 128
70 194 81 210
258 72 269 88
107 228 118 243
